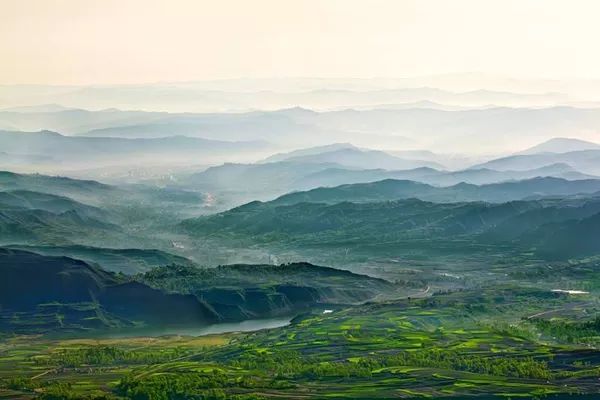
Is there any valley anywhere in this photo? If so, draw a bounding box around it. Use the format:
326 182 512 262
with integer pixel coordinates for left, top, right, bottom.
2 75 600 399
3 141 600 398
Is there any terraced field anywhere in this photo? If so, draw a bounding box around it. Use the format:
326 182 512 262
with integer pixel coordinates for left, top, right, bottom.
2 287 600 399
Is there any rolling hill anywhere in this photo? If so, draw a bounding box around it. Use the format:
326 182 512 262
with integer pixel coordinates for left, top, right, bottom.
0 169 116 205
271 177 600 205
0 248 217 333
0 171 213 250
139 262 397 321
0 248 397 333
0 189 121 246
0 205 119 245
0 170 210 218
0 190 109 220
5 244 195 274
182 196 600 261
523 212 600 259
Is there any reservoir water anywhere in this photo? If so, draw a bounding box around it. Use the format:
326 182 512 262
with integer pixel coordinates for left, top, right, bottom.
98 316 293 339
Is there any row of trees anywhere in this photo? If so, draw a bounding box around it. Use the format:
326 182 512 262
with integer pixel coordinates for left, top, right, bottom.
117 371 268 400
232 348 552 380
33 346 192 368
533 316 600 344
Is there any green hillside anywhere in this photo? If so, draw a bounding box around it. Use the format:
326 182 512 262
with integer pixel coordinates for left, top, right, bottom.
183 197 600 261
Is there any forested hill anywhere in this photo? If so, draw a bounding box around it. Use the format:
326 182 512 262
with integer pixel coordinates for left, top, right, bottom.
183 196 600 261
271 177 600 205
0 249 397 333
0 248 217 333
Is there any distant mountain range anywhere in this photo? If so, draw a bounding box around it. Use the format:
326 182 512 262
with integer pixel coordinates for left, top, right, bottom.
517 137 600 154
0 83 567 113
0 129 269 171
0 104 75 113
473 149 600 175
261 145 444 170
261 143 357 163
295 163 596 189
3 105 600 153
184 153 599 209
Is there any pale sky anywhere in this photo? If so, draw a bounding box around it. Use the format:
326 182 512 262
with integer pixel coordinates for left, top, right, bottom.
1 0 599 85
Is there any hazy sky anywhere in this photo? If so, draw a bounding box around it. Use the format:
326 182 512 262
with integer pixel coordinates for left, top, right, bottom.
1 0 599 85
